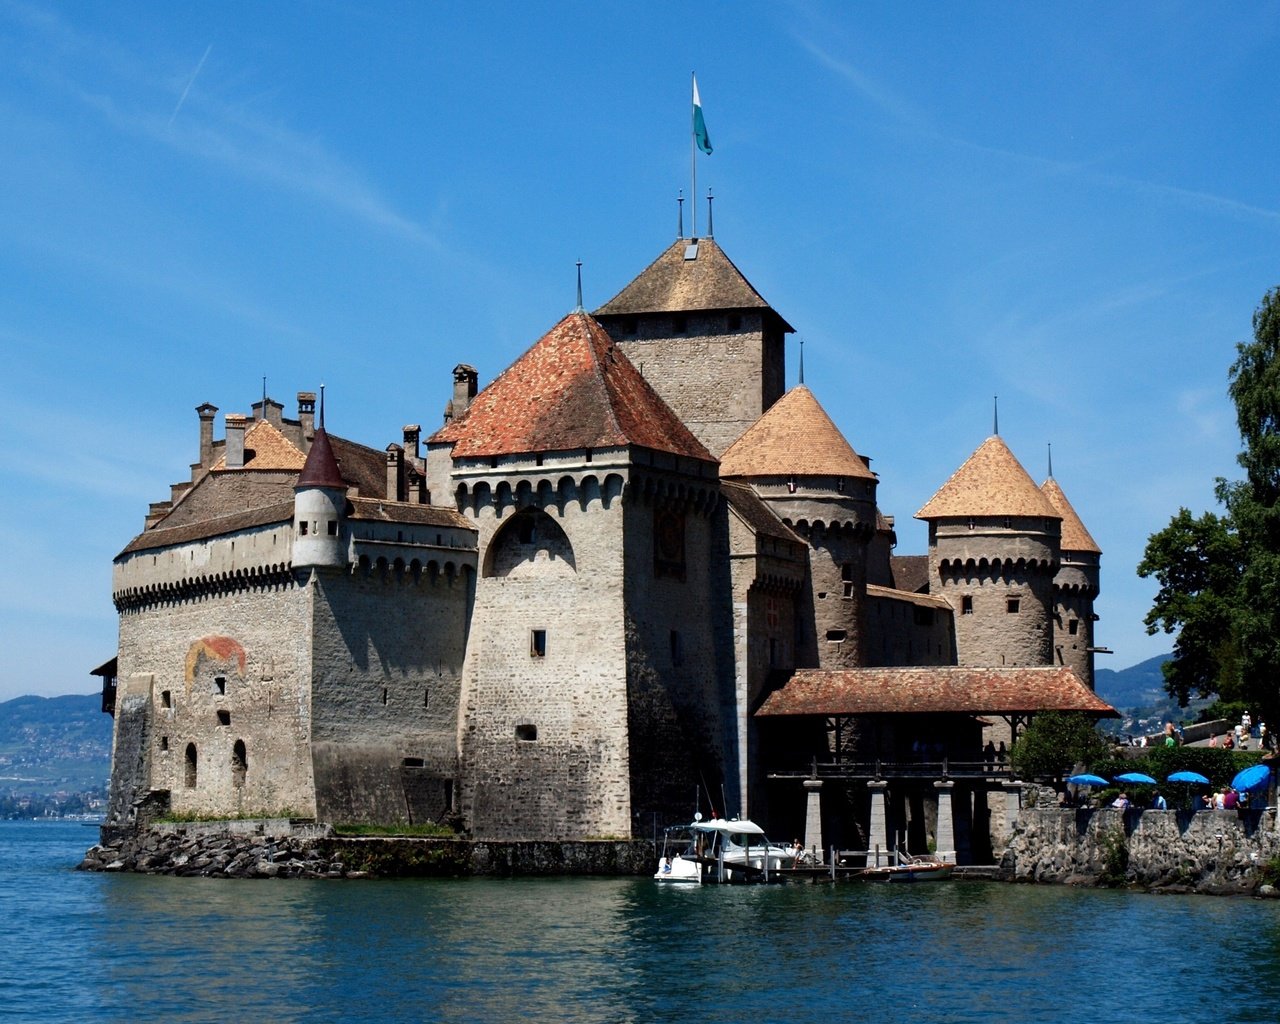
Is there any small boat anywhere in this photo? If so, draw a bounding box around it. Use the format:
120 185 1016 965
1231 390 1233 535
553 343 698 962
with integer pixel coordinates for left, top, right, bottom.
654 815 797 884
857 852 952 883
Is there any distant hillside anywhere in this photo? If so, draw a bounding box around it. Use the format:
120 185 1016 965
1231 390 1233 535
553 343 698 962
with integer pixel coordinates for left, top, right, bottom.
1094 654 1171 710
0 692 112 798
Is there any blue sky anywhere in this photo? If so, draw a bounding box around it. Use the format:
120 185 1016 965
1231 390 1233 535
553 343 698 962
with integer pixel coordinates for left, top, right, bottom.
1 1 1277 701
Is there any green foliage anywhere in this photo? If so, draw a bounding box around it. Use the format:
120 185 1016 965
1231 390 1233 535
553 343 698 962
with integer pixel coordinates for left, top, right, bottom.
1260 855 1280 888
1099 829 1130 886
1139 286 1280 724
1092 746 1258 790
1010 711 1110 780
333 821 456 838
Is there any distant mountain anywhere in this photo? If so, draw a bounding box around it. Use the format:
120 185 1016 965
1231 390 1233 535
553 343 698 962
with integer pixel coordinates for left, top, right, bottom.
1094 654 1171 710
0 692 112 799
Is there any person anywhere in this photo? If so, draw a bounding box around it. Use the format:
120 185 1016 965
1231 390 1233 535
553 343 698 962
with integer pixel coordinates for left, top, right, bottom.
1112 792 1129 810
1223 787 1239 810
1243 710 1253 735
1213 790 1226 809
1209 734 1218 748
1164 722 1177 748
1152 791 1168 811
1224 732 1235 750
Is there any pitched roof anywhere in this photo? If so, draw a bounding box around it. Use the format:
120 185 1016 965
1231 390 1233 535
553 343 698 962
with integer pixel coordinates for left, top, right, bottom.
594 237 794 330
211 419 306 472
722 480 804 544
429 311 714 461
719 386 875 480
756 667 1117 717
865 584 951 611
296 427 346 489
348 497 472 530
915 436 1060 520
1041 478 1102 554
119 501 296 556
889 554 931 594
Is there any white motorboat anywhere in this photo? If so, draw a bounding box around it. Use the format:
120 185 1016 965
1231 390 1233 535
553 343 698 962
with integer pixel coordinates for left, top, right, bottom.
654 815 797 884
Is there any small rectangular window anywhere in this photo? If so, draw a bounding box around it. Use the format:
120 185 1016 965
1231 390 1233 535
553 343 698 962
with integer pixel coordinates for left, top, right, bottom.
826 629 847 643
961 596 974 615
1068 619 1079 635
298 521 309 536
327 520 338 536
216 710 231 726
424 688 430 708
531 629 547 658
1007 598 1020 613
159 736 169 752
516 724 538 741
214 676 226 695
161 690 172 709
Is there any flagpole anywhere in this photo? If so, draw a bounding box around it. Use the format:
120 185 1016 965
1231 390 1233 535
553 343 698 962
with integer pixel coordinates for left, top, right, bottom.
691 71 697 238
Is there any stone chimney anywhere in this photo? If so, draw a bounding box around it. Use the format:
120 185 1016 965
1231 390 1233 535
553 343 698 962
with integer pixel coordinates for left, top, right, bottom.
197 403 218 467
386 444 403 501
403 424 421 461
252 397 284 428
298 392 316 454
224 414 248 469
444 364 478 424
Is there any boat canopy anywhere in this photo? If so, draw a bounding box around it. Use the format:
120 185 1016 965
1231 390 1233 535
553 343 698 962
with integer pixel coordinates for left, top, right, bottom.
696 818 767 836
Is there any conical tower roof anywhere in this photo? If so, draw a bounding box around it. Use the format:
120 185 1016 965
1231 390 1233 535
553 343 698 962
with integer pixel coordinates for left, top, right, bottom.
719 385 875 480
915 436 1059 520
1041 477 1101 554
594 237 794 330
295 426 345 490
430 311 714 461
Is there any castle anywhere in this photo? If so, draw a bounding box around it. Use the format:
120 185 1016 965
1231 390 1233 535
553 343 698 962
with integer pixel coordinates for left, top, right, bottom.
100 231 1114 861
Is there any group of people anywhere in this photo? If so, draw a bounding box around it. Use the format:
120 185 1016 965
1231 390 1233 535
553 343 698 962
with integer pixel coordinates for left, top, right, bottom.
1109 791 1167 811
1206 711 1273 751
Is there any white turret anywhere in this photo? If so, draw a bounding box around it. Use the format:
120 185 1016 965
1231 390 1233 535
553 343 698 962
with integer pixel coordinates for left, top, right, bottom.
293 419 348 571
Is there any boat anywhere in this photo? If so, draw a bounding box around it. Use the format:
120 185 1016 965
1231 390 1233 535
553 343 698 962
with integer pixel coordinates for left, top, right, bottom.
654 815 798 884
857 852 953 883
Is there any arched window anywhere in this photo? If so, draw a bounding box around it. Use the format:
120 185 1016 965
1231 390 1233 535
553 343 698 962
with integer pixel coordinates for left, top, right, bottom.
231 740 247 788
184 743 197 788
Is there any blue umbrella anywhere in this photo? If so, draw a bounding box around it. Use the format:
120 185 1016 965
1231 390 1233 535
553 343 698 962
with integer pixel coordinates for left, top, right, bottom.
1067 774 1109 787
1115 772 1158 785
1167 770 1211 785
1231 764 1272 792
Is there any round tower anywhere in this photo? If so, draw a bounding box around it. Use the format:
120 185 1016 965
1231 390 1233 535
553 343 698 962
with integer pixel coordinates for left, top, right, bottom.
292 421 348 571
720 385 878 669
1041 476 1102 689
916 436 1061 668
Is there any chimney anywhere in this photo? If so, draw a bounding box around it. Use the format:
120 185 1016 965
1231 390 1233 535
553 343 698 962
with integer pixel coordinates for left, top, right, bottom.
225 414 248 469
444 364 478 423
297 392 316 454
197 403 218 467
386 444 403 501
253 397 284 428
402 424 421 461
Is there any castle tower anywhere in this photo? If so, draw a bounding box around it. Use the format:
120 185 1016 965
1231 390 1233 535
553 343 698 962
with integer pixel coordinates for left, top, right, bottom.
916 437 1061 668
1041 476 1102 689
593 237 793 457
720 385 878 669
430 311 727 840
292 423 348 571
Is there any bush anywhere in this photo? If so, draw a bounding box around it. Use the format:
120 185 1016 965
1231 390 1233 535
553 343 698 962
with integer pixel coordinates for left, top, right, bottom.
1011 711 1111 780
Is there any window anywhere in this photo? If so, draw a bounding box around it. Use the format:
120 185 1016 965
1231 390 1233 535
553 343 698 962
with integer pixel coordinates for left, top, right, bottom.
402 757 425 768
216 710 231 726
1068 619 1079 636
161 690 172 709
961 596 974 615
327 520 338 536
184 744 197 788
516 724 538 741
214 676 226 696
842 563 854 599
299 520 309 536
826 629 847 643
382 687 389 705
967 518 976 531
424 688 430 708
159 736 169 752
530 629 547 658
231 740 247 789
1007 598 1020 614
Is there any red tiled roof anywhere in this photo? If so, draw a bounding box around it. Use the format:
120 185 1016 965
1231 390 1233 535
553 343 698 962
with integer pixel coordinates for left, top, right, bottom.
430 311 714 461
1041 478 1102 554
719 385 875 480
756 666 1117 717
211 419 306 472
916 436 1060 520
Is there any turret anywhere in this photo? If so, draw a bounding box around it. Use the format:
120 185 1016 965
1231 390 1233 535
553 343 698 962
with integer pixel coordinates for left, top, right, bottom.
720 385 878 668
916 437 1061 668
292 420 348 571
1041 476 1102 689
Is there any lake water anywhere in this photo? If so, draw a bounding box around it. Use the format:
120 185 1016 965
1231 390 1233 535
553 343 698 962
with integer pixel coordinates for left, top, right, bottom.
5 820 1280 1023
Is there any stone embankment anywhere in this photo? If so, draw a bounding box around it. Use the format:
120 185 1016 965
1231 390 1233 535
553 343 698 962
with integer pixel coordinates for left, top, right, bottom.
1002 806 1280 895
79 819 655 879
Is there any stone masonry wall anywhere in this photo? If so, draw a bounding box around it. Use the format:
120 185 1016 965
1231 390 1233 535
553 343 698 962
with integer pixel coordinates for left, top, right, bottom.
865 591 955 666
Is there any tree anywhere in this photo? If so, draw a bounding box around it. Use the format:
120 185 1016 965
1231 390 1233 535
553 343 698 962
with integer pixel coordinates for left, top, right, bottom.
1009 711 1110 780
1139 287 1280 723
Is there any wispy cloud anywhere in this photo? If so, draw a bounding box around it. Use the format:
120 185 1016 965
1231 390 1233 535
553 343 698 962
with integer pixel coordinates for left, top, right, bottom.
169 42 211 127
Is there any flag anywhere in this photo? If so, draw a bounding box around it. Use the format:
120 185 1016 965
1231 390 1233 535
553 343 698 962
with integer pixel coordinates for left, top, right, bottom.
693 75 712 155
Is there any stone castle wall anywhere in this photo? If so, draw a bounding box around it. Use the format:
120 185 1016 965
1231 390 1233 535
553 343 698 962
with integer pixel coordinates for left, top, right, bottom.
865 590 955 666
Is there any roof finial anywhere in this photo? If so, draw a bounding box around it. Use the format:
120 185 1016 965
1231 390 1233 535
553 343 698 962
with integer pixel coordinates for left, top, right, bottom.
319 384 326 430
993 395 999 436
262 375 267 418
707 188 714 238
677 190 684 239
1047 442 1054 479
799 337 805 385
575 259 584 312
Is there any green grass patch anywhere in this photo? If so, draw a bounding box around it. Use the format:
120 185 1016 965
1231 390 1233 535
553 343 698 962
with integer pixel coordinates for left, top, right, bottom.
333 821 456 838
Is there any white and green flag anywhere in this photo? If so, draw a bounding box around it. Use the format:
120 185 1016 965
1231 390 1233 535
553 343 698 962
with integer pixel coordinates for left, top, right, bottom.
693 75 712 155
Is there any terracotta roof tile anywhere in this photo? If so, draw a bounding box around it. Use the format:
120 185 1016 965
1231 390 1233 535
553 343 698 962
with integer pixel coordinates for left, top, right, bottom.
865 584 951 610
296 427 345 489
348 497 472 530
211 420 306 472
756 667 1117 717
719 386 875 480
915 436 1060 520
429 312 713 461
118 501 295 557
594 237 792 329
1041 478 1102 554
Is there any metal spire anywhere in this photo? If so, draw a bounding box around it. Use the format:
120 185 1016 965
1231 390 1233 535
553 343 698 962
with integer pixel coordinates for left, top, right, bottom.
1047 442 1054 479
707 188 714 238
677 190 684 239
575 259 584 312
799 337 805 385
319 384 326 429
262 375 267 418
993 395 999 436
